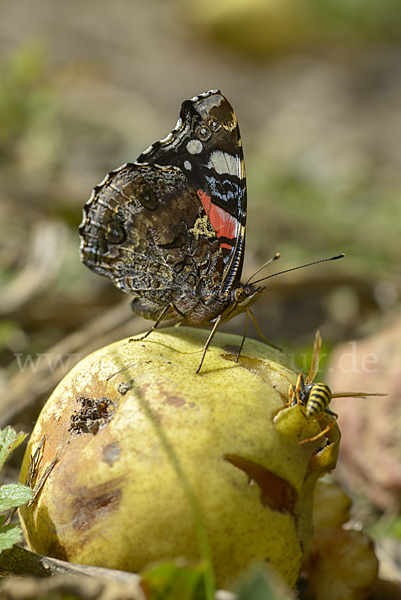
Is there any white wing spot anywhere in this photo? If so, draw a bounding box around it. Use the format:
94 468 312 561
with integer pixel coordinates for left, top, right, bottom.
186 139 203 154
184 160 192 170
208 151 238 176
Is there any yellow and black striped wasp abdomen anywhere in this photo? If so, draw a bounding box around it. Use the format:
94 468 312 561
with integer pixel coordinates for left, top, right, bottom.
290 373 335 419
303 382 333 418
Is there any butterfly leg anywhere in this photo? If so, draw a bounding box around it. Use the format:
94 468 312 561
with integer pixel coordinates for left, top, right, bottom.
129 303 178 342
248 309 281 351
196 314 223 375
110 303 181 381
235 310 249 364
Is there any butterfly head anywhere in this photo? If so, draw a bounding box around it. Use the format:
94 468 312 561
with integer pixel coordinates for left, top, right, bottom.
219 283 265 323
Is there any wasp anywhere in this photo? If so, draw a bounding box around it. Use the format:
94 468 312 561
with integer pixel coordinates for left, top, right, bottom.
289 331 385 444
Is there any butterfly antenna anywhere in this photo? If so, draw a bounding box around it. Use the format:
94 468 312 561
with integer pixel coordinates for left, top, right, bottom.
246 253 281 285
251 254 345 286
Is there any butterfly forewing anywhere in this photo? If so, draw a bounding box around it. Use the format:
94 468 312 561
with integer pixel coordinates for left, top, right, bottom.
136 90 247 296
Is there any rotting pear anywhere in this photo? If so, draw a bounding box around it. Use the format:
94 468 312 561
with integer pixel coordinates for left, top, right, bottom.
19 327 340 589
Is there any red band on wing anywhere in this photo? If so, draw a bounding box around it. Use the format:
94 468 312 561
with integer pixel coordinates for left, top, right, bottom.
197 189 238 245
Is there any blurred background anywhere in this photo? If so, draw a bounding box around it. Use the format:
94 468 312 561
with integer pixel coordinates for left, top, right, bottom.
1 0 401 584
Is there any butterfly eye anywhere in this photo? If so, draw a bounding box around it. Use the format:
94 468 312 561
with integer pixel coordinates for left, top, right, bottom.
196 125 211 141
235 288 247 304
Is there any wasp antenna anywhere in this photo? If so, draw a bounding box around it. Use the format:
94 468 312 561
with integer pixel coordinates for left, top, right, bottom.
251 253 345 286
246 252 280 285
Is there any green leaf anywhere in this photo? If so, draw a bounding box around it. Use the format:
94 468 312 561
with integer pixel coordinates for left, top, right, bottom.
141 560 206 600
0 427 27 472
0 484 33 512
236 565 292 600
0 523 23 552
368 513 401 540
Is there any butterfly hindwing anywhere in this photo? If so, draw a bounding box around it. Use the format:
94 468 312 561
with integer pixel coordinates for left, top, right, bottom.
80 161 226 319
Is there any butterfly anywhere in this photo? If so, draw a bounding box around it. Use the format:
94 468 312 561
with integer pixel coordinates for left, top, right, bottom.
79 90 270 372
79 90 342 373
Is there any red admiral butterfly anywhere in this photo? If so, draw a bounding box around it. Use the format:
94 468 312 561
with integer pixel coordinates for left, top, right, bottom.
79 90 342 373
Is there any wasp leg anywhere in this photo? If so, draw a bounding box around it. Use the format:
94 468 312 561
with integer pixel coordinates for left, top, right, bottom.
299 411 338 445
287 373 304 407
287 383 296 407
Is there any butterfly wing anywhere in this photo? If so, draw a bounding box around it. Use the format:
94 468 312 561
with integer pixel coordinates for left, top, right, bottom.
79 162 225 322
79 91 246 324
136 90 247 296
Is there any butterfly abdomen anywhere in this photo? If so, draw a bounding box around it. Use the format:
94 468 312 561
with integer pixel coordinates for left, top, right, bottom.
305 383 332 418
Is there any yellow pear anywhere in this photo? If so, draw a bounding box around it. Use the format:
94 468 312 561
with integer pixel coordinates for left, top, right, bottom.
19 327 339 589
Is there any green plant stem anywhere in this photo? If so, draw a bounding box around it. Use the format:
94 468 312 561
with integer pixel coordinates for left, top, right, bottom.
130 378 216 600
